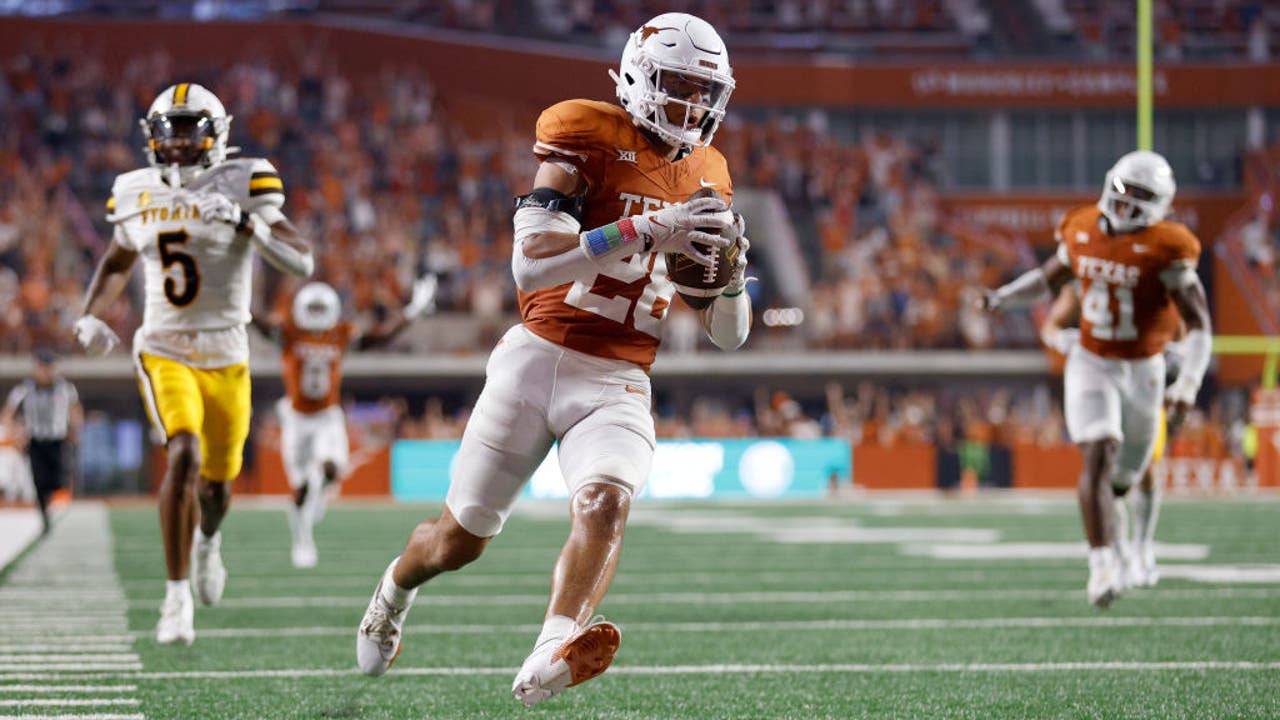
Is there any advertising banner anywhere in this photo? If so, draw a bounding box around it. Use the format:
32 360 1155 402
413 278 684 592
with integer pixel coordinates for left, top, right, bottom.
391 438 852 501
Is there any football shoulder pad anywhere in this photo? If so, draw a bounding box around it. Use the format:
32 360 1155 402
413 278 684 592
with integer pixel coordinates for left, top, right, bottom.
105 167 168 223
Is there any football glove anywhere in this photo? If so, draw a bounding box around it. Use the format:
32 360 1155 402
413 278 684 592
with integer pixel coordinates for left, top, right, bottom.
404 273 439 319
635 197 734 267
196 191 246 230
1039 326 1080 355
722 229 755 297
74 315 120 356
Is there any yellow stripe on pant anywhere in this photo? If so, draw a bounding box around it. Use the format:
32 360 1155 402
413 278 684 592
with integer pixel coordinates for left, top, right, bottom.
1151 406 1168 463
135 352 251 482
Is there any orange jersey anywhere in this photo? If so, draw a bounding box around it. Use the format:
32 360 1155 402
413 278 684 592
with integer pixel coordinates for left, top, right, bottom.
1056 206 1200 359
280 319 353 413
520 100 735 370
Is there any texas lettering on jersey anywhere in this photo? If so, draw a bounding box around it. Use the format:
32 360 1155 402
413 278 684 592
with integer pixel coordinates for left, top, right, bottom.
1056 206 1200 359
522 99 734 370
281 319 353 413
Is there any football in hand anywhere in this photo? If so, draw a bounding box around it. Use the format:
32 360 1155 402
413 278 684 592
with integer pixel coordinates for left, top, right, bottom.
665 187 738 310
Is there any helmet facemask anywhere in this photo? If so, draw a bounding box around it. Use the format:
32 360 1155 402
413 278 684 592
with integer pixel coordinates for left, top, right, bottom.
147 112 218 167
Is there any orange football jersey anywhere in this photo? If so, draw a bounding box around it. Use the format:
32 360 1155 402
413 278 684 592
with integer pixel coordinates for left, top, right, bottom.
1056 206 1200 359
280 318 353 413
520 99 735 370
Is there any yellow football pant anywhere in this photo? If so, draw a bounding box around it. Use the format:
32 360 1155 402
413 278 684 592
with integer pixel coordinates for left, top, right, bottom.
134 352 251 482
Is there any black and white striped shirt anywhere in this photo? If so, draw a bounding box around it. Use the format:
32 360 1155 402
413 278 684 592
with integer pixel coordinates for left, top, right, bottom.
4 378 79 441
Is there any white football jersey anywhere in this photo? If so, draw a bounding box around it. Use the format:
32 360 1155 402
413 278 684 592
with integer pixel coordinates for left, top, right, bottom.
107 158 285 367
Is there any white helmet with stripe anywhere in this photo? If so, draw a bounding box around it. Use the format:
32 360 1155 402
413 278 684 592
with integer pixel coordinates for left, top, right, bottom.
140 83 233 178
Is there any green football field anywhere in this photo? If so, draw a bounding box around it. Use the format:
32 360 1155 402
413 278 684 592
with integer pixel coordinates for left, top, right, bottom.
2 494 1278 719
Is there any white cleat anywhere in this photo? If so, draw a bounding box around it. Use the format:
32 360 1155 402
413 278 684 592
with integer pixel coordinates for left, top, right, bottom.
156 594 194 646
1128 542 1159 588
356 558 417 676
191 530 227 606
512 618 621 708
1087 548 1122 609
291 538 318 569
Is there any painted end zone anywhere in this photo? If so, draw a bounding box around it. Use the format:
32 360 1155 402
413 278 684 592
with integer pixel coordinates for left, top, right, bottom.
391 438 852 501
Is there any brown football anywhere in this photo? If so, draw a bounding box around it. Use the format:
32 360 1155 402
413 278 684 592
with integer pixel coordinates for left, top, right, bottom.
665 187 737 310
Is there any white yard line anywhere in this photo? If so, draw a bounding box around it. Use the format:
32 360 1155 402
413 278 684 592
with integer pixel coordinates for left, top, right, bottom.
1 661 1277 683
0 686 137 693
0 504 141 714
202 586 1280 609
0 646 134 654
0 715 144 720
0 699 140 707
105 614 1280 640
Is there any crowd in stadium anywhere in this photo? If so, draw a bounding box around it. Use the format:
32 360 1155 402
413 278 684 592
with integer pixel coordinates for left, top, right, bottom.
0 45 1045 356
0 39 1260 471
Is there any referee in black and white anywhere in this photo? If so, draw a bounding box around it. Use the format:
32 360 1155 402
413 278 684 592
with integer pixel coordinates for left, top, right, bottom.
1 348 82 534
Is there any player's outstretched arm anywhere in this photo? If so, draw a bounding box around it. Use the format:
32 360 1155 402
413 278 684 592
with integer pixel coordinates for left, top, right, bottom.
982 254 1074 314
357 274 438 351
75 236 138 356
1165 276 1212 433
699 214 752 351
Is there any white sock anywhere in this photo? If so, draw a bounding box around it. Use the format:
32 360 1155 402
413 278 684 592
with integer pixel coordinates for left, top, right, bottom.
1087 546 1113 572
166 580 192 603
1111 497 1131 561
535 615 579 648
1131 484 1161 547
379 557 417 607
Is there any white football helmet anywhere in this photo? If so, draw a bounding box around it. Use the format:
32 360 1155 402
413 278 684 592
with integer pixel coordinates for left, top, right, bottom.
292 282 341 333
1097 150 1176 233
610 13 735 150
140 83 233 181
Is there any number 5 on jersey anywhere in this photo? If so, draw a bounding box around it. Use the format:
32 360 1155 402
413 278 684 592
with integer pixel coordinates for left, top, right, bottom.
158 230 200 307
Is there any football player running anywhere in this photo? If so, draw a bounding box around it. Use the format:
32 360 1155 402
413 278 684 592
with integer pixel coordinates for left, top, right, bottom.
1041 282 1187 591
356 12 752 707
983 150 1211 608
76 83 314 645
252 276 437 568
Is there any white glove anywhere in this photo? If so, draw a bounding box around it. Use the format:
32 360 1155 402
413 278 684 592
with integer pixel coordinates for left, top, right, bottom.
196 192 244 229
404 273 438 319
633 197 734 267
722 230 754 297
74 315 120 356
1039 326 1080 355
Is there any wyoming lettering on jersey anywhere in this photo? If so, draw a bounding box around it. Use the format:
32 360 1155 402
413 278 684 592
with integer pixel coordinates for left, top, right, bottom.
523 99 734 370
1055 206 1200 360
281 319 353 414
106 157 285 368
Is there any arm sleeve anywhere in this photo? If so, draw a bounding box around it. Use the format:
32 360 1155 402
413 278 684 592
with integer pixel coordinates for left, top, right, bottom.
701 291 752 351
510 206 594 292
1159 226 1202 290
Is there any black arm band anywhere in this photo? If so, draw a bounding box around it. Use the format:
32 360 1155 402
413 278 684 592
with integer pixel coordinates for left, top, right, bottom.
514 187 584 221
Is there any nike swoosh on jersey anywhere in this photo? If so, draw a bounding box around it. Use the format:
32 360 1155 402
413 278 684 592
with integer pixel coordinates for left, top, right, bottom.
699 177 717 187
